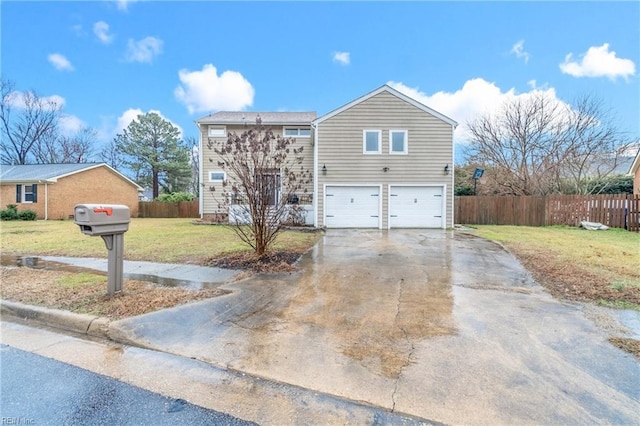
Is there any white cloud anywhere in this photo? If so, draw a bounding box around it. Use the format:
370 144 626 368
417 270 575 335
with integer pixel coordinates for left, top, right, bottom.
333 51 350 65
116 108 143 134
93 21 114 44
48 53 74 71
114 0 137 11
560 43 636 81
5 91 65 110
174 64 254 114
115 108 183 137
59 114 85 136
388 79 570 144
125 37 163 63
510 40 530 64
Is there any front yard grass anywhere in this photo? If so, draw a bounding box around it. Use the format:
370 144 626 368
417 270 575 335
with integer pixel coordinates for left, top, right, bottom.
1 218 320 264
471 225 640 310
472 225 640 359
1 218 321 320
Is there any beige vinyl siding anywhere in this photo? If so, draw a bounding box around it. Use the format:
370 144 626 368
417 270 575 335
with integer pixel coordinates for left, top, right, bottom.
201 124 314 215
317 91 454 228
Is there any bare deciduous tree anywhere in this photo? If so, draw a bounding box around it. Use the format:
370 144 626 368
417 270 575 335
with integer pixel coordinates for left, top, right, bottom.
208 119 312 256
32 127 96 164
100 139 125 170
185 135 200 196
554 95 634 194
467 93 634 195
0 79 60 165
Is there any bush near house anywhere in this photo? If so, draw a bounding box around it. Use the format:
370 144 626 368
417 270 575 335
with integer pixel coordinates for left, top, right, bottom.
155 192 196 202
0 204 36 221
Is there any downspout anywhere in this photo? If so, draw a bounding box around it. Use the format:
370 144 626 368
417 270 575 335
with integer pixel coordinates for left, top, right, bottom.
450 123 457 229
197 121 204 219
312 122 318 228
43 181 48 221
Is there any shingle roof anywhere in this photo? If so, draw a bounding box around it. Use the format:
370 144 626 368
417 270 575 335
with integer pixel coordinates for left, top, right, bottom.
0 163 142 189
196 111 316 125
0 163 102 182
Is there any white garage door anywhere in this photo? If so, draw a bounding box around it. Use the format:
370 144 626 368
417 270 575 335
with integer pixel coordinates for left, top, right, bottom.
325 186 380 228
389 186 443 228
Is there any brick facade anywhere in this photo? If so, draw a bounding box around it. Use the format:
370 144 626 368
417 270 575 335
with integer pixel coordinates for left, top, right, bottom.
0 165 140 220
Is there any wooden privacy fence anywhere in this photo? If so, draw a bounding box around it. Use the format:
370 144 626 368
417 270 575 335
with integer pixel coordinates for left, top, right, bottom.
138 200 199 218
455 194 640 232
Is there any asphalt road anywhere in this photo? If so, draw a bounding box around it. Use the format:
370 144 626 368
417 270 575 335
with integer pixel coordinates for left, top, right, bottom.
0 345 255 425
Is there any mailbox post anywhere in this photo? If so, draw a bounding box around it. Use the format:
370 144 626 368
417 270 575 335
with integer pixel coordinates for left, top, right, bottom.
74 204 130 296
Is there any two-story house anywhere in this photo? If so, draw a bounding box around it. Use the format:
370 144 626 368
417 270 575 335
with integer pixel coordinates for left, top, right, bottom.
196 84 457 229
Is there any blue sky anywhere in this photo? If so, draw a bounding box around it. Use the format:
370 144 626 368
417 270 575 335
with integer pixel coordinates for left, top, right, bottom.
2 1 638 162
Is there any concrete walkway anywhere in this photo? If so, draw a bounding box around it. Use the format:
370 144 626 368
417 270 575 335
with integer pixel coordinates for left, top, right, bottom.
101 230 639 425
38 256 240 289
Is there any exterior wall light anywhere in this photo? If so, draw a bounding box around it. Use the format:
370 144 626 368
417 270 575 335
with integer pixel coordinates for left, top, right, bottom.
382 167 390 172
322 164 327 175
444 164 450 175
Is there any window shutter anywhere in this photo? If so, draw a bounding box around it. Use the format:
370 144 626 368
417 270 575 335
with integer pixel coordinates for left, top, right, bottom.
32 184 38 203
16 185 21 203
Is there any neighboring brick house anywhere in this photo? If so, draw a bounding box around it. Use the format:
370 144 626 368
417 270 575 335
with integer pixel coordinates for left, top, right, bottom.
0 163 142 220
630 149 640 196
197 84 457 229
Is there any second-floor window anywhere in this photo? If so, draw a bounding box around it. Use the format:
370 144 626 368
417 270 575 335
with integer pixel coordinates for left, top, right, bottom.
208 126 226 138
284 127 311 137
389 130 408 154
363 130 381 154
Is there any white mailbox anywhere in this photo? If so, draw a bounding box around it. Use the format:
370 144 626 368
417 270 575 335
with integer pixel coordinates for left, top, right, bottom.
74 204 130 236
74 204 130 296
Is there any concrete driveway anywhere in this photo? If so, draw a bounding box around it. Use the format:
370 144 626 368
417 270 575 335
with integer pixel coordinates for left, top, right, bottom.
111 230 639 424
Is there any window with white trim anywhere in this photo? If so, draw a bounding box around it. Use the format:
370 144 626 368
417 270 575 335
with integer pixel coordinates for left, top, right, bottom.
389 130 408 154
363 130 381 154
16 184 37 203
284 127 311 137
208 126 226 137
209 171 226 182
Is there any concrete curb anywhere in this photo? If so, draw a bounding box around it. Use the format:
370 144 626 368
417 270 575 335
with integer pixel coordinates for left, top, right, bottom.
1 300 110 339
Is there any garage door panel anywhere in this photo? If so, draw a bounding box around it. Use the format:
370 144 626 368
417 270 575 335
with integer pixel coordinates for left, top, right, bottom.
325 186 380 228
390 186 443 228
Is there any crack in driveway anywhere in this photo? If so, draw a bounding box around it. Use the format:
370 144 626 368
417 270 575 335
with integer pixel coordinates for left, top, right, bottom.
391 277 417 412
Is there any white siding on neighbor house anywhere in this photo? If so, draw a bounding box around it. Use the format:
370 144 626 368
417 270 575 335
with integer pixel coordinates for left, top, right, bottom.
200 124 315 216
316 90 454 229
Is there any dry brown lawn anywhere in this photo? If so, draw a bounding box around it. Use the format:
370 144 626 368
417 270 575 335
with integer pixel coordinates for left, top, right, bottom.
1 267 227 320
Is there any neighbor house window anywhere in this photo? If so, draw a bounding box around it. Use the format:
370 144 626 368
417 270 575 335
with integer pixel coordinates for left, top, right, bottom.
284 127 311 137
16 184 37 203
363 130 381 154
209 171 226 182
389 130 408 154
208 126 226 137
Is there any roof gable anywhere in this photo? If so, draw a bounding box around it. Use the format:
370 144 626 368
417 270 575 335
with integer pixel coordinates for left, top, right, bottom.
313 84 458 127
